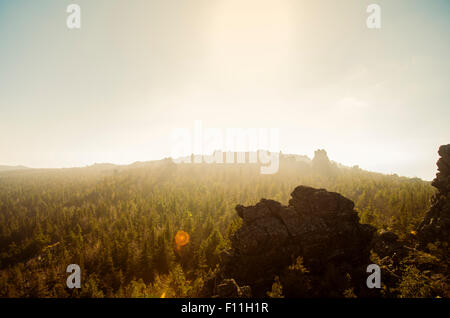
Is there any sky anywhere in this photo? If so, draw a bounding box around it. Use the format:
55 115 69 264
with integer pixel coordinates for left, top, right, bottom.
0 0 449 180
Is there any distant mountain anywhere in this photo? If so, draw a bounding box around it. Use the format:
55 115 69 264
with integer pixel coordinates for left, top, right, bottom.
85 163 119 171
0 165 29 172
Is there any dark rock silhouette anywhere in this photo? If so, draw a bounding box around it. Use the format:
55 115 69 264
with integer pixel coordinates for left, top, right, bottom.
215 186 377 297
312 149 331 172
312 149 338 176
417 144 450 247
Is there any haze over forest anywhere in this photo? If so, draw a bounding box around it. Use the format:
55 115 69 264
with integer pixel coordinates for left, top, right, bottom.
1 0 449 180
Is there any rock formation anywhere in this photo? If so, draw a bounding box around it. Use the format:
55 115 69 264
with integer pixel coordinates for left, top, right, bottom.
215 186 377 297
417 144 450 247
312 149 339 176
201 145 450 298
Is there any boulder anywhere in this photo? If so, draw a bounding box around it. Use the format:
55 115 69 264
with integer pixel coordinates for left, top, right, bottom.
220 186 376 297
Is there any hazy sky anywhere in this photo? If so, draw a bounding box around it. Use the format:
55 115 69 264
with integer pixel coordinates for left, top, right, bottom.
0 0 449 180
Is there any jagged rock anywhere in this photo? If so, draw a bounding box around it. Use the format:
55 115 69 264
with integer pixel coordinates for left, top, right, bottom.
201 146 449 298
220 186 376 297
417 144 450 247
312 149 333 174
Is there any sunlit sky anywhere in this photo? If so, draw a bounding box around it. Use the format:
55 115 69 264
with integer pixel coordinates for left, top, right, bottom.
0 0 449 180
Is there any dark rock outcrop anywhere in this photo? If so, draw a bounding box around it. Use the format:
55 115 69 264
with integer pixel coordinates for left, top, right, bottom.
417 144 450 247
202 145 450 298
217 186 376 297
312 149 333 174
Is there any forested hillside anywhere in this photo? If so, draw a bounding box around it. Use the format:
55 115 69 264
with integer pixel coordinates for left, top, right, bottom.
0 151 436 297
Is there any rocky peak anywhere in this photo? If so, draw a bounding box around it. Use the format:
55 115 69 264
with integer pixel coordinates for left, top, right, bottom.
417 144 450 246
219 186 376 297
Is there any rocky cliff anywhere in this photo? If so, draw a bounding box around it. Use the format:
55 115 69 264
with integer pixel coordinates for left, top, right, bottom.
208 186 377 297
417 144 450 247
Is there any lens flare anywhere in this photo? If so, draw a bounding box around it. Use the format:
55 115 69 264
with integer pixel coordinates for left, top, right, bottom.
175 230 190 251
